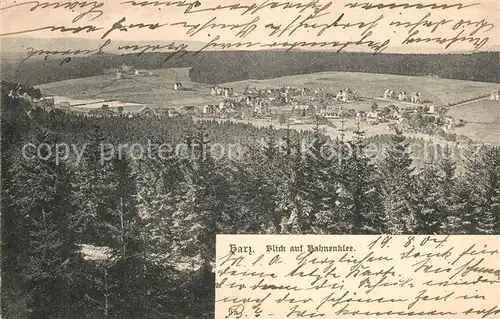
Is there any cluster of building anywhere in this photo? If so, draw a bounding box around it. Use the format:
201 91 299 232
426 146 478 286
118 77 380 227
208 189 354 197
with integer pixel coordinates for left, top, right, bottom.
195 84 457 130
370 104 462 134
242 85 359 106
383 90 423 104
318 105 349 118
335 87 355 102
317 104 412 127
211 86 234 97
115 63 153 79
15 76 490 139
26 92 164 117
86 104 159 117
200 85 362 118
8 85 61 110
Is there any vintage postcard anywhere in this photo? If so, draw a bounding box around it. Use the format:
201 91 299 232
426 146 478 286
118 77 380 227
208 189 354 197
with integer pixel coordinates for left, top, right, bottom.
1 0 499 318
215 234 500 318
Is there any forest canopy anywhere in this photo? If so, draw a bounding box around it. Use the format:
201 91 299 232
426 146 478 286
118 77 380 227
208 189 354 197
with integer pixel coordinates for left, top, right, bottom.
1 51 499 86
2 81 499 318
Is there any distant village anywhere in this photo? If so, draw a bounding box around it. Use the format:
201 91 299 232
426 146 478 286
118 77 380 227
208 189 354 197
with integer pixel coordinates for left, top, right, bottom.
195 84 466 137
9 63 500 140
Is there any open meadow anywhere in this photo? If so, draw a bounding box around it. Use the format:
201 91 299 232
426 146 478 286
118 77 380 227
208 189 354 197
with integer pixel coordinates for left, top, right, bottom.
39 68 223 108
223 71 500 105
448 100 500 144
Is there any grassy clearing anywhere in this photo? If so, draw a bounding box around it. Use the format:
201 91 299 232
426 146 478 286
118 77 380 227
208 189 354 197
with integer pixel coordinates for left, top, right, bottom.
448 100 500 144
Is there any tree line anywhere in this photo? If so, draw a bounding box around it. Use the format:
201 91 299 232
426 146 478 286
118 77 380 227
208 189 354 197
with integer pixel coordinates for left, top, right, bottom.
1 81 499 318
189 51 500 84
2 51 499 86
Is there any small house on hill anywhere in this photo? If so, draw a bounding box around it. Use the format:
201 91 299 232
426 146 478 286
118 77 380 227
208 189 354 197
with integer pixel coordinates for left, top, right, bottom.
211 86 217 96
336 87 352 102
174 83 183 90
320 108 340 118
426 105 438 114
223 87 233 97
398 92 409 101
411 92 422 104
366 111 379 119
491 90 500 101
383 89 396 99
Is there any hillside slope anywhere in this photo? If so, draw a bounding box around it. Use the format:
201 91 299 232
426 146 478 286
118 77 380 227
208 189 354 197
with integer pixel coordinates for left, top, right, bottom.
39 68 223 107
223 71 500 105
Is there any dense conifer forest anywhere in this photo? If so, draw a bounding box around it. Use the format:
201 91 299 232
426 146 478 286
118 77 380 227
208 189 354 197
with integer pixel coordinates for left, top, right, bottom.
1 80 499 318
2 51 499 85
188 51 500 84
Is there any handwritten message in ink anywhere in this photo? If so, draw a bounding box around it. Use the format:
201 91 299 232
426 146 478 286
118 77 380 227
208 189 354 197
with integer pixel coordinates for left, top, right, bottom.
1 0 498 62
215 235 500 318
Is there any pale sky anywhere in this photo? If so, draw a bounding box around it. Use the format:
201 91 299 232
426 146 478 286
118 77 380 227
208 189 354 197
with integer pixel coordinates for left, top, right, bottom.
1 0 499 53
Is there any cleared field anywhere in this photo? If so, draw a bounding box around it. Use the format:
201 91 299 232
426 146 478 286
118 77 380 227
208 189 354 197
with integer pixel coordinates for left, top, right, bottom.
224 72 499 106
39 68 223 107
448 100 500 124
448 100 500 144
40 68 500 107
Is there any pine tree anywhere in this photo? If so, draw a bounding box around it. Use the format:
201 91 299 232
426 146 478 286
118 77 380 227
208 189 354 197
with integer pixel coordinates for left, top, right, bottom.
340 119 383 234
445 175 476 234
470 146 500 233
378 131 418 234
436 145 460 234
105 155 142 315
172 123 218 268
105 154 142 258
235 127 282 233
135 135 180 266
415 163 444 234
331 106 355 233
7 126 83 318
297 120 338 233
75 127 117 244
275 126 309 234
25 210 79 319
1 86 33 309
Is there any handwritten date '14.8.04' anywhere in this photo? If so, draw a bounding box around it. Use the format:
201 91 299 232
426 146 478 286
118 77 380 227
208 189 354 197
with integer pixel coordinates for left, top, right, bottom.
215 235 500 319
